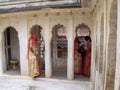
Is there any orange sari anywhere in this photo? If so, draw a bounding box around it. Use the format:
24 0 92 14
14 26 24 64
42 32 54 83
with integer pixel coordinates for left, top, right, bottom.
28 34 40 78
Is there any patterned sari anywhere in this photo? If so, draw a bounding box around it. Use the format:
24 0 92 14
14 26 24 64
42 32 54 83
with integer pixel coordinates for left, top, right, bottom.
28 34 40 78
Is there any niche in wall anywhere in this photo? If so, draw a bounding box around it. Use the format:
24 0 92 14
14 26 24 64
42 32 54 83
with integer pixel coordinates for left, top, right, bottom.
4 27 20 73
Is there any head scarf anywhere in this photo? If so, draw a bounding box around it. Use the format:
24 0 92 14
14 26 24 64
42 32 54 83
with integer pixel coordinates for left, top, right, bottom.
28 34 38 59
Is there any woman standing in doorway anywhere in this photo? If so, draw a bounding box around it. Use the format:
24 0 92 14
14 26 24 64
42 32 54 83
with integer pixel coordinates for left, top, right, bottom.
28 33 41 78
74 37 83 75
82 36 91 77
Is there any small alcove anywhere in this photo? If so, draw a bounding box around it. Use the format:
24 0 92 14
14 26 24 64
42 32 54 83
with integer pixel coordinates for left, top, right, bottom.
74 24 91 81
51 24 68 79
4 26 20 75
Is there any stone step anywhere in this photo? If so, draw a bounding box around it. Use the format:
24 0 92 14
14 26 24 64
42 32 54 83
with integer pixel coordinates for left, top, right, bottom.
0 75 90 90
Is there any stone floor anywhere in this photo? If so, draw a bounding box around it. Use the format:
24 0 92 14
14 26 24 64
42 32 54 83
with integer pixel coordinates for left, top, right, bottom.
4 70 90 82
0 75 90 90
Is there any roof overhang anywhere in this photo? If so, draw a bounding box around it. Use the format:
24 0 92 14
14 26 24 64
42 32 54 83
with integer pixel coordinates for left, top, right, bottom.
0 0 81 14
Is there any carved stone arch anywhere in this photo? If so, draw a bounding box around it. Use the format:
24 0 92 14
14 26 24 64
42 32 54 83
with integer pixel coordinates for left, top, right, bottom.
75 23 91 37
3 26 18 33
52 24 67 38
29 24 45 77
3 25 19 32
74 23 92 80
4 26 19 40
2 26 20 42
2 26 20 74
30 24 43 37
2 26 19 48
51 24 68 77
30 24 44 43
4 26 18 33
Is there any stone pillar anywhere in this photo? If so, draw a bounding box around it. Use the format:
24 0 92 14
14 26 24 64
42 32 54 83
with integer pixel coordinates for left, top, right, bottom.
44 17 52 78
102 0 107 90
18 18 29 76
114 0 120 90
0 33 3 75
0 30 7 76
104 0 117 90
44 39 52 78
67 15 74 80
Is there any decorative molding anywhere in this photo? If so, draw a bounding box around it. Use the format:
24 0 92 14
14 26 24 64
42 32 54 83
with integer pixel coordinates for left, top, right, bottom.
76 24 90 37
52 24 66 37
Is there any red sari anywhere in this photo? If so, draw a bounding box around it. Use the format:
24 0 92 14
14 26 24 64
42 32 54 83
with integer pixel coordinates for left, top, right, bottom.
82 41 91 77
28 34 41 78
74 37 82 75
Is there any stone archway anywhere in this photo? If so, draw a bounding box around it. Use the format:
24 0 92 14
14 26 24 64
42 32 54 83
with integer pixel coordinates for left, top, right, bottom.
30 24 45 77
51 24 68 78
3 26 20 75
74 24 91 80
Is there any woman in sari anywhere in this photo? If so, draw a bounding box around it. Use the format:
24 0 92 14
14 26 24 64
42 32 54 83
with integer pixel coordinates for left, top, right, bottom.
28 34 41 78
82 36 91 77
74 37 82 75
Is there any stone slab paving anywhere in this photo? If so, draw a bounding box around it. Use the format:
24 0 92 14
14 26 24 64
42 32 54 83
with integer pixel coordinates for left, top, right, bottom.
0 76 90 90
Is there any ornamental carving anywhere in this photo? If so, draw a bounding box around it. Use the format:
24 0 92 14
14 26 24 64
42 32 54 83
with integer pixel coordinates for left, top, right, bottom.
52 24 66 37
76 24 90 37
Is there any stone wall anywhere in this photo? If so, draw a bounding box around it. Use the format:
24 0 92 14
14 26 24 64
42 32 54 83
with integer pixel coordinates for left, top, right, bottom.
92 0 118 90
0 0 118 89
0 8 93 79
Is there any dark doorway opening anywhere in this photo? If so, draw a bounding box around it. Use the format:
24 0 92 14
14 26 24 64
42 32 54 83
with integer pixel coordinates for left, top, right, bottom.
51 24 68 79
30 25 45 77
4 27 20 75
74 24 91 81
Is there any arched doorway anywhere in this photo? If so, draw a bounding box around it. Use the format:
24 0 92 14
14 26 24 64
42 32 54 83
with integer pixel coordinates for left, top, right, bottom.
4 27 20 75
74 24 91 81
51 24 68 78
30 25 45 77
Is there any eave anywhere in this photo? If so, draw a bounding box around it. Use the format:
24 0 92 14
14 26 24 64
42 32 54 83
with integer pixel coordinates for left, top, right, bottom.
0 0 81 14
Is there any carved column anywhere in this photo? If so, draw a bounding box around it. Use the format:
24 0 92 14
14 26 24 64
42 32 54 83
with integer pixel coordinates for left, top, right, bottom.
44 16 52 78
0 32 3 75
0 29 7 75
67 15 74 80
18 18 29 76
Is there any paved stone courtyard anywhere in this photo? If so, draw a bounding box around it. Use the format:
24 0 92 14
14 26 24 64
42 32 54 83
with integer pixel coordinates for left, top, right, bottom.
0 76 90 90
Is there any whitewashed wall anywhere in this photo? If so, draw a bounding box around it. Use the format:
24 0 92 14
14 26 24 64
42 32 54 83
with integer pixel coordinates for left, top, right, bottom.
0 8 93 77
